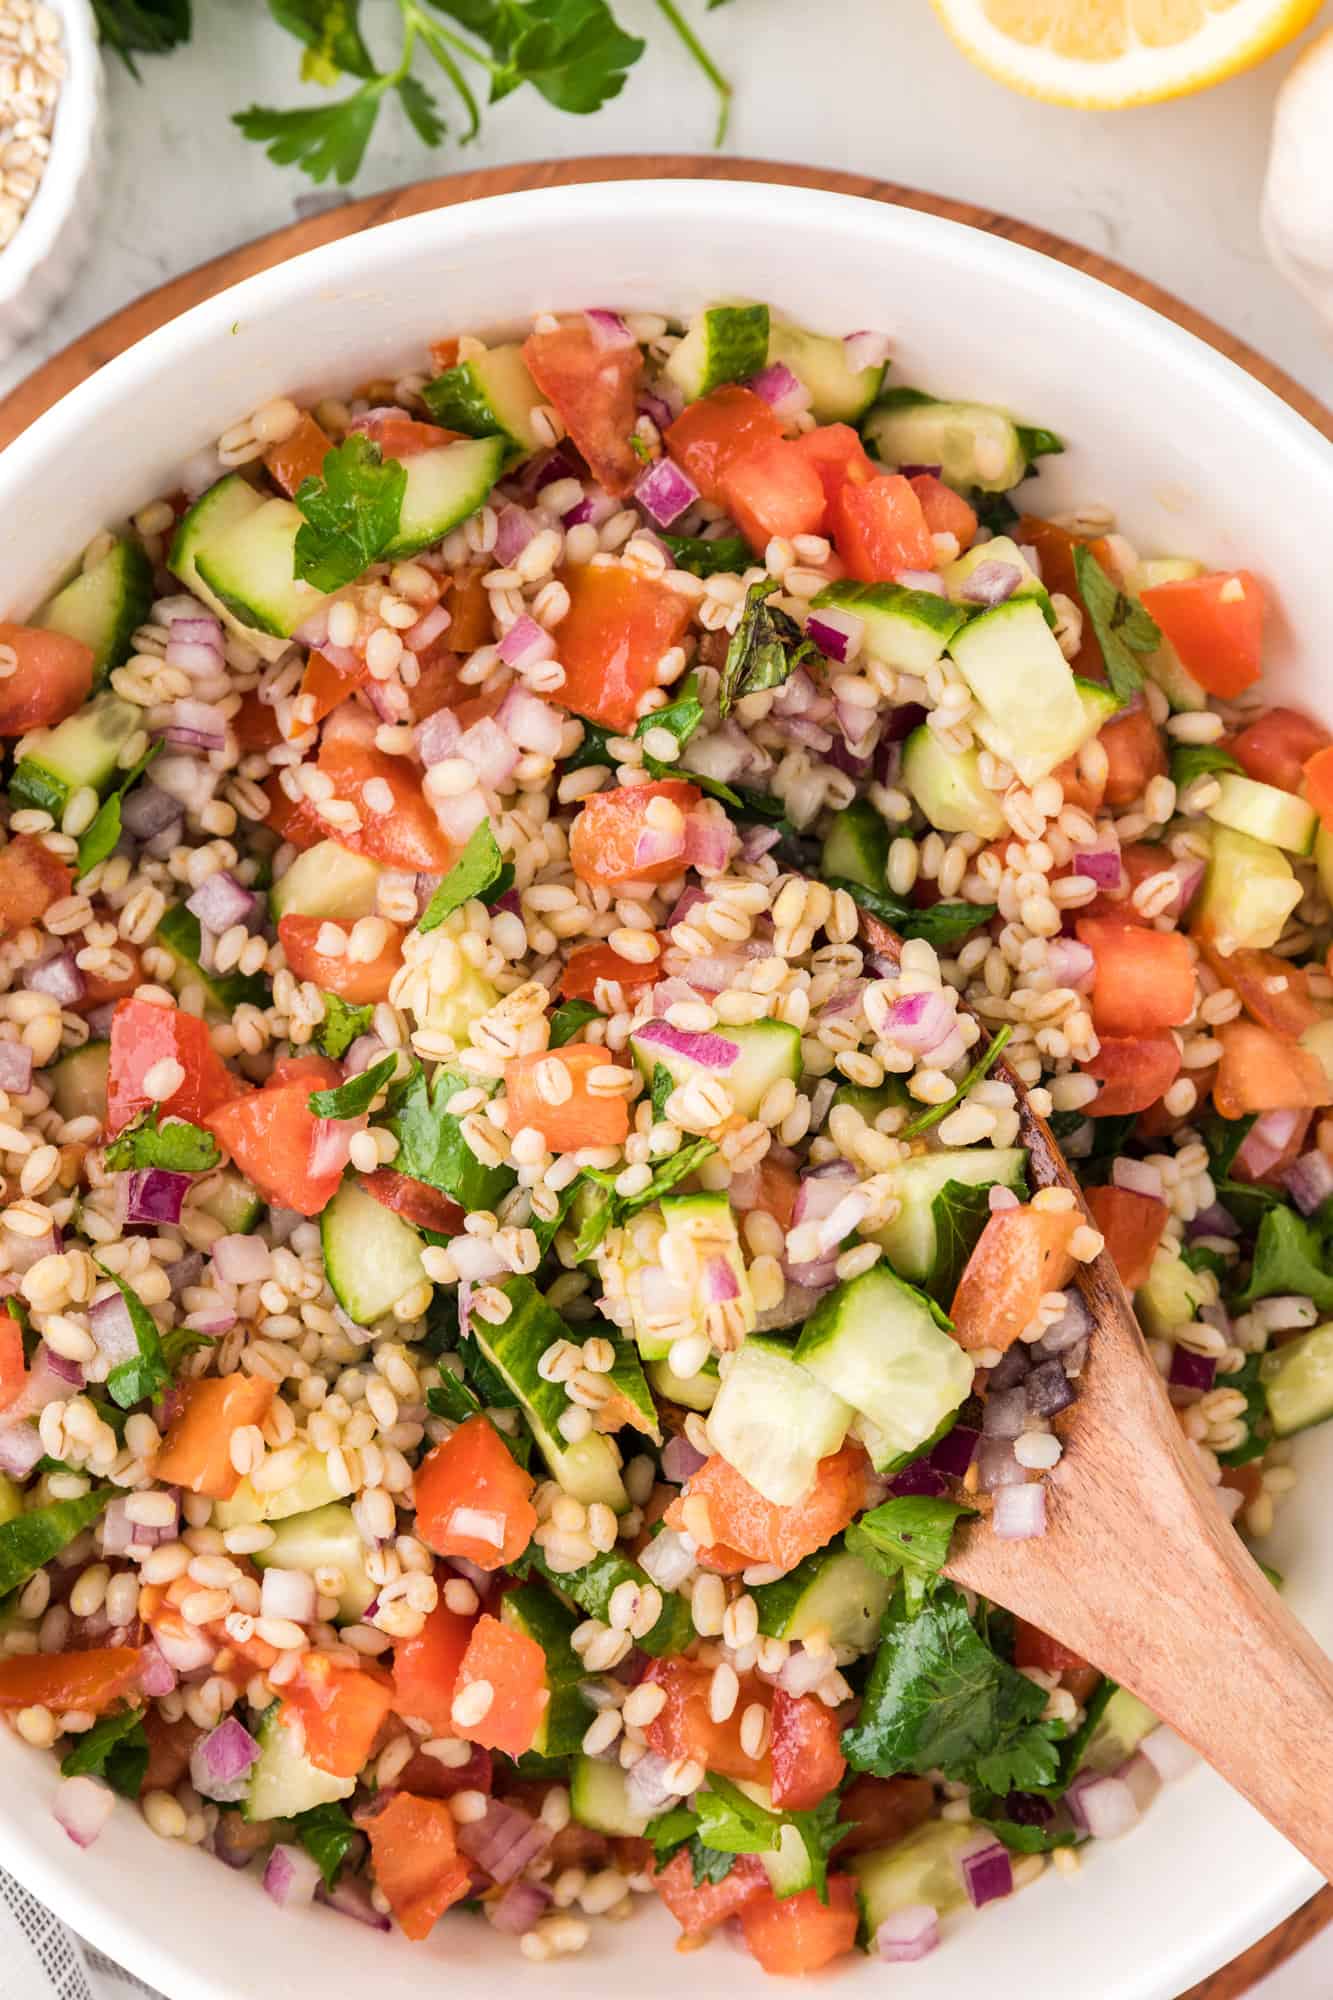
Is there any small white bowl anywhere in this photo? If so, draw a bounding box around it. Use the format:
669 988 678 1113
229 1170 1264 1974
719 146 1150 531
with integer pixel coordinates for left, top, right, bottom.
0 0 102 365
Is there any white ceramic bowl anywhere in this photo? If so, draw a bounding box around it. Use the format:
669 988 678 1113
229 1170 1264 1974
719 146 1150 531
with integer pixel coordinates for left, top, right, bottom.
0 178 1330 2000
0 0 102 364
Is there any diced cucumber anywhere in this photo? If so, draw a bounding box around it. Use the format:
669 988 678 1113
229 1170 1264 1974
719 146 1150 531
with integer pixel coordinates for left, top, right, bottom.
155 904 270 1015
810 578 968 679
1317 824 1333 909
832 1077 912 1123
1301 1017 1333 1092
761 1822 815 1897
420 959 500 1045
707 1335 852 1506
500 1583 589 1756
570 1756 651 1836
422 343 544 456
168 474 290 666
901 727 1007 840
751 1542 891 1653
1262 1323 1333 1437
193 1169 264 1236
386 437 506 560
1207 773 1316 857
767 321 884 423
851 1821 977 1930
630 1018 801 1121
244 1703 355 1822
1135 1245 1214 1339
269 840 384 923
647 1354 719 1411
863 392 1029 493
253 1501 376 1623
1079 1687 1157 1775
948 597 1093 785
525 1544 693 1656
1193 826 1302 954
1076 679 1121 738
1130 559 1209 712
664 1189 755 1348
795 1263 973 1471
822 799 888 891
872 1147 1028 1286
485 1278 629 1510
213 1443 339 1530
9 692 140 818
944 536 1054 625
37 538 153 687
321 1180 427 1326
47 1042 109 1124
195 497 330 640
0 1475 20 1527
664 303 769 399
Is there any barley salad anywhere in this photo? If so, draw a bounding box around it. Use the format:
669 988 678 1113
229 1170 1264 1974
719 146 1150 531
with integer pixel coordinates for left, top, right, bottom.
0 298 1327 1973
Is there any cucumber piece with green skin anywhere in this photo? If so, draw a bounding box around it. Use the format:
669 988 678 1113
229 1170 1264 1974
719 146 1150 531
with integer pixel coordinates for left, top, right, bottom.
766 321 884 422
831 1077 911 1122
663 1188 755 1345
253 1501 376 1622
500 1583 590 1756
862 393 1030 493
944 535 1054 625
570 1755 651 1835
213 1444 339 1530
1207 773 1316 857
1316 824 1333 909
321 1180 427 1327
484 1278 629 1511
155 904 270 1015
524 1544 694 1657
948 597 1093 785
872 1147 1028 1285
9 692 141 819
810 578 968 678
761 1822 815 1897
1193 826 1302 954
850 1821 977 1931
422 345 544 456
821 799 888 892
194 1169 263 1236
269 840 384 924
664 303 769 399
1261 1323 1333 1437
195 496 330 640
37 539 153 688
385 437 507 559
647 1354 719 1412
901 727 1007 840
0 1475 20 1527
1079 1687 1157 1774
1135 1246 1214 1339
751 1542 891 1652
1130 557 1208 712
706 1335 852 1507
47 1042 109 1124
1075 678 1121 738
168 474 291 666
244 1703 355 1822
794 1263 973 1472
629 1017 801 1121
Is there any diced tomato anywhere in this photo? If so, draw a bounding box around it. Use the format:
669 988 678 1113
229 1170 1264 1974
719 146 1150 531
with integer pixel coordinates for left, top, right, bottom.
1099 704 1168 809
452 1612 548 1759
747 1155 800 1232
1213 1021 1330 1119
364 1169 464 1236
232 689 284 752
665 1443 868 1571
505 1042 630 1152
557 938 662 1001
642 1657 772 1784
1051 749 1106 817
362 1792 472 1942
271 1051 343 1089
278 913 404 1004
1199 941 1323 1039
1139 571 1265 698
1083 1184 1167 1291
665 385 785 505
770 1688 846 1810
1305 743 1333 830
1081 1032 1181 1117
0 1646 142 1714
107 996 242 1136
1220 1460 1264 1511
1078 842 1175 927
281 1655 395 1778
1076 919 1195 1038
523 319 642 498
444 570 493 655
655 1849 770 1934
401 645 466 727
720 439 827 553
1014 1619 1091 1676
263 412 333 497
263 777 322 851
569 778 701 888
950 1202 1080 1354
153 1374 276 1498
909 473 977 551
553 564 693 735
430 336 460 373
415 1414 537 1572
833 1774 934 1859
397 1742 492 1800
739 1877 860 1976
793 423 876 517
204 1076 352 1217
1230 708 1331 795
355 411 459 459
0 1312 25 1413
313 709 454 871
393 1597 476 1738
300 649 370 730
832 473 936 581
1015 516 1114 679
0 622 94 734
0 833 73 937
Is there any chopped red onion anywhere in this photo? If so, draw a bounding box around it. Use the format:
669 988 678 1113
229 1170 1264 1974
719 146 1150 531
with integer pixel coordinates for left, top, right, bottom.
747 361 811 419
53 1775 115 1849
27 951 85 1006
930 1423 979 1478
993 1482 1047 1539
456 1798 553 1883
165 698 228 750
683 811 733 873
639 387 678 432
1164 856 1206 917
122 1168 191 1226
3 1225 59 1278
415 705 463 768
843 329 892 373
634 1019 739 1071
1140 1723 1196 1783
190 1716 261 1802
489 1879 553 1934
260 1566 317 1624
308 1116 360 1183
525 440 585 493
494 504 536 565
876 1904 940 1962
344 1033 386 1078
316 1877 391 1930
0 1040 32 1094
894 568 946 596
137 1641 178 1697
639 1527 696 1590
701 1254 740 1304
1284 1148 1333 1215
1169 1346 1215 1393
1071 1772 1138 1839
585 308 637 351
1071 842 1124 890
889 1459 948 1498
661 1432 708 1483
977 1436 1024 1492
1234 1106 1308 1182
988 1342 1030 1391
1044 937 1095 991
635 456 699 528
884 987 956 1054
563 492 617 529
770 714 834 754
771 665 832 720
960 1838 1013 1908
186 870 259 934
0 1421 42 1478
1112 1157 1165 1200
445 1553 492 1600
211 1233 272 1286
403 600 452 654
740 823 783 862
498 612 557 672
1027 1359 1077 1418
459 715 521 792
682 720 770 786
982 1387 1027 1439
804 608 863 665
1031 1291 1091 1358
1186 1201 1240 1240
497 684 564 756
43 1348 85 1387
166 1250 205 1296
1116 1750 1162 1814
264 1842 323 1908
959 559 1022 607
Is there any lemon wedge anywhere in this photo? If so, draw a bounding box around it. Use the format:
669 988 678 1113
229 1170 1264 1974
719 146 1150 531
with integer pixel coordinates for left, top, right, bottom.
931 0 1320 106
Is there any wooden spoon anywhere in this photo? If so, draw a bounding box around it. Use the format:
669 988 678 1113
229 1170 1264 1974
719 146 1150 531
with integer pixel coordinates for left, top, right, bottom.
858 911 1333 1879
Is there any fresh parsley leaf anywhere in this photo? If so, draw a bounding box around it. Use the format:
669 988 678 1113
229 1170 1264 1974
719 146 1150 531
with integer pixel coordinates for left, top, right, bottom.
574 1137 717 1259
646 1804 699 1861
315 993 374 1061
901 1023 1013 1140
419 820 511 932
696 1776 842 1903
1182 1242 1229 1282
77 742 161 879
473 0 645 114
90 0 190 75
562 720 615 771
234 81 389 188
397 68 447 141
386 1063 517 1211
650 1062 675 1122
60 1705 149 1799
845 1496 974 1615
1214 1351 1269 1468
1171 742 1242 791
690 1838 736 1886
548 998 602 1048
915 1179 1000 1307
1047 1673 1116 1791
969 1789 1077 1854
1213 1179 1282 1235
0 1485 113 1597
1236 1205 1333 1315
426 1370 484 1424
972 489 1020 536
660 533 750 578
636 672 703 755
104 1106 221 1175
719 580 819 717
294 1800 362 1888
827 875 996 951
1013 423 1064 465
98 1265 170 1410
532 1176 582 1258
270 0 376 79
292 433 406 588
308 1051 397 1119
1072 545 1161 705
1198 1110 1255 1182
